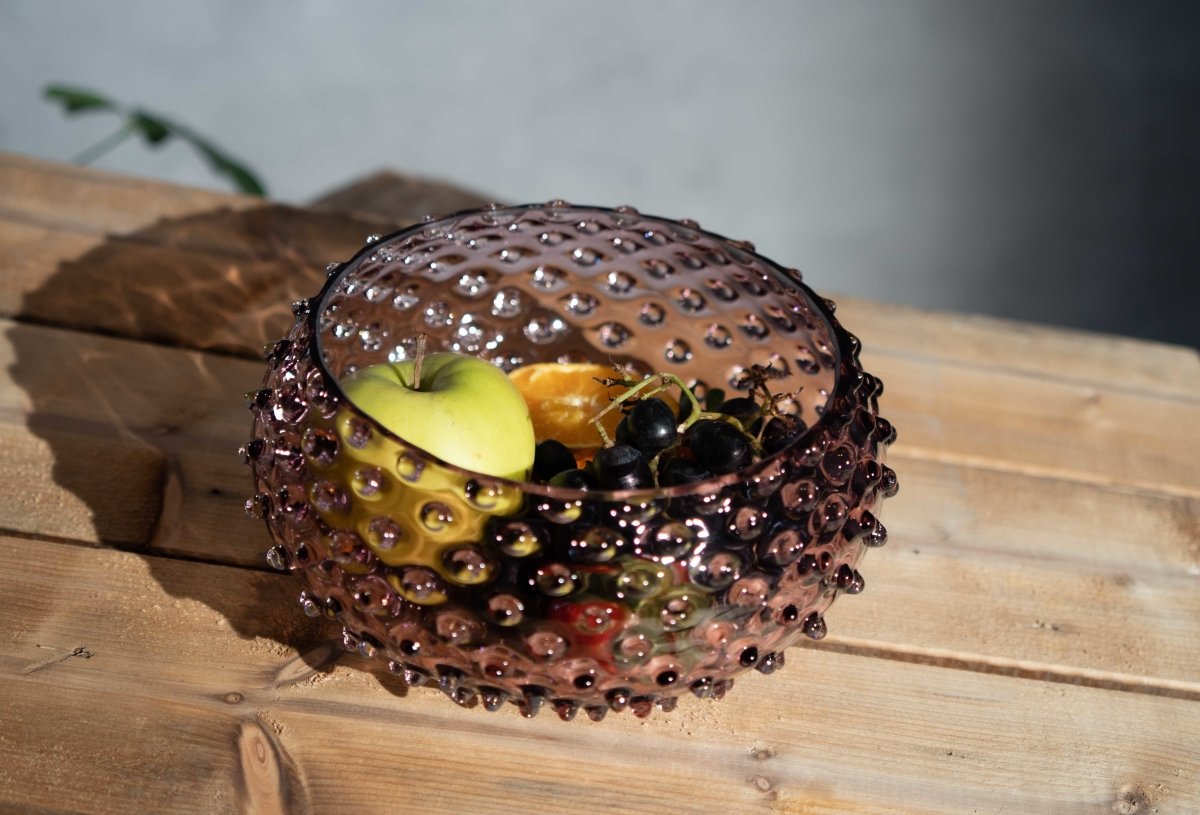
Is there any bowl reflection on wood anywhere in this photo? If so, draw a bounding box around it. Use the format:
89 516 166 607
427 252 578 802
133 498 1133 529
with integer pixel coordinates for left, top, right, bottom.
242 203 898 720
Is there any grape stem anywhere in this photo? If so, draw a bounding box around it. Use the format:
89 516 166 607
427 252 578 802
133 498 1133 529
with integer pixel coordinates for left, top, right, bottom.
589 373 672 447
590 370 760 454
735 363 801 447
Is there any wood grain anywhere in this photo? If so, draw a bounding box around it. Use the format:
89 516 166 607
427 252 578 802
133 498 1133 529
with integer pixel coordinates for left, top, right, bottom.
837 295 1200 402
308 168 491 222
2 209 388 357
3 152 1198 815
2 538 1197 815
874 351 1200 497
0 152 251 234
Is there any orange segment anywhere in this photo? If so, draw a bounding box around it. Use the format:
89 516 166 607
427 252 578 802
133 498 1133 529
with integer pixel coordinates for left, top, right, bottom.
507 362 683 452
507 363 626 449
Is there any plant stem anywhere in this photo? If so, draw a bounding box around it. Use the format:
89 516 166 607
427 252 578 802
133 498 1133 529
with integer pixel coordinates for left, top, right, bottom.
72 123 135 165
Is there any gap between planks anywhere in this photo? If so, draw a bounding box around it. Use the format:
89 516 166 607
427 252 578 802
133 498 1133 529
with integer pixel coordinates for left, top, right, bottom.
798 637 1200 703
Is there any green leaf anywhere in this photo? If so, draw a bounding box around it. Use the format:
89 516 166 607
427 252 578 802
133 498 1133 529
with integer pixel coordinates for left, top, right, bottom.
130 111 172 145
44 83 267 196
44 85 117 114
184 133 267 196
214 159 267 197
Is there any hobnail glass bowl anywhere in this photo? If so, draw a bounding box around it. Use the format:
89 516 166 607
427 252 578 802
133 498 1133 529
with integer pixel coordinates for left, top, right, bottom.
243 203 897 720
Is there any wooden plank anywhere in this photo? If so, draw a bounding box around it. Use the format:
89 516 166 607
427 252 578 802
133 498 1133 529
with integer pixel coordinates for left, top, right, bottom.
2 152 1197 402
267 686 1199 815
885 456 1199 576
5 394 1198 690
875 352 1200 497
6 309 1196 546
15 230 319 357
0 318 261 564
0 426 165 548
0 152 251 233
307 168 491 222
2 161 1196 495
2 319 1199 688
0 682 245 815
1 539 1197 815
832 544 1200 695
0 155 420 349
0 209 388 357
837 295 1200 403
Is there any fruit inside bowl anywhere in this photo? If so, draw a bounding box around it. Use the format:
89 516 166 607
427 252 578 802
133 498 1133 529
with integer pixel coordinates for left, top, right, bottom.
341 343 537 482
244 203 898 720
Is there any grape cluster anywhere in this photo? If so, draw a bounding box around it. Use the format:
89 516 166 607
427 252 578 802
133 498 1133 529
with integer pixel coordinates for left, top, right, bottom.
532 377 805 492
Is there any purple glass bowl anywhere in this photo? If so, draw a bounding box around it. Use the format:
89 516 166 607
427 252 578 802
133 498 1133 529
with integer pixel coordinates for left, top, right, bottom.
243 203 897 720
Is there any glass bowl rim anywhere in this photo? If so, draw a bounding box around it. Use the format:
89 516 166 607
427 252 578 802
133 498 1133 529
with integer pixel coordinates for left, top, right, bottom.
309 201 845 502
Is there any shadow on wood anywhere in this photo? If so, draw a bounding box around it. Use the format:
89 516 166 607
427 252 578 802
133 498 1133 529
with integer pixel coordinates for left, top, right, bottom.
5 201 445 690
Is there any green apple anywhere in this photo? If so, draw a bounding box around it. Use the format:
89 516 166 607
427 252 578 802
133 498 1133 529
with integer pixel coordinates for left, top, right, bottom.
341 353 535 481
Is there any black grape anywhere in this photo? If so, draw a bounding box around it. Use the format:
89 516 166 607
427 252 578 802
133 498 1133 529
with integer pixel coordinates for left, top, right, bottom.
618 398 677 456
659 457 714 486
587 443 654 490
683 419 752 474
533 439 578 482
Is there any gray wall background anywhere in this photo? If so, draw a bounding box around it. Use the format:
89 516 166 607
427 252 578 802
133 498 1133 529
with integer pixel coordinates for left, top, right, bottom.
2 1 1197 347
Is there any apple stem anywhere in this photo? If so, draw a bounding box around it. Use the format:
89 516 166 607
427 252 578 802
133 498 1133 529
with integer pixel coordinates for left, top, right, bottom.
412 333 428 389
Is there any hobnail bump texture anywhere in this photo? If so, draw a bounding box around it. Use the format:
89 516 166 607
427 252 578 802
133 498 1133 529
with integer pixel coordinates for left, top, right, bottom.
243 203 897 720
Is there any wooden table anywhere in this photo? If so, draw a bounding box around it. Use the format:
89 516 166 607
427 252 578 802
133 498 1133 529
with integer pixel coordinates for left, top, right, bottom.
1 152 1197 814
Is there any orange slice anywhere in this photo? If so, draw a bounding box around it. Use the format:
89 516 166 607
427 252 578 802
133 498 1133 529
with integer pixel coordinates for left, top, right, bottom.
507 363 685 462
507 362 627 450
